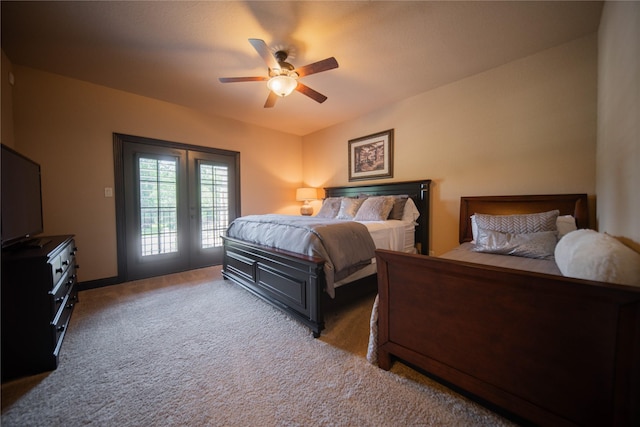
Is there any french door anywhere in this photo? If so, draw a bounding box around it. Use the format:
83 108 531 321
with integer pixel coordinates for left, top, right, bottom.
114 134 239 282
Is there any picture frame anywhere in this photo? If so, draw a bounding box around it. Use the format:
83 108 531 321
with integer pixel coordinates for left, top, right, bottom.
348 129 394 181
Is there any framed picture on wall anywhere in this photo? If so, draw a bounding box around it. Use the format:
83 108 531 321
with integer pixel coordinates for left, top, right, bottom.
348 129 394 181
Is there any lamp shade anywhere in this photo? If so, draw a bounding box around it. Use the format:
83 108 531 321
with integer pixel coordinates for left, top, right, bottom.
267 75 298 97
296 187 318 201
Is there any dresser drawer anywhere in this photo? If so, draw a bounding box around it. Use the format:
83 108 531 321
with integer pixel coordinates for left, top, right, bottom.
49 239 76 285
50 254 64 285
51 293 75 354
50 267 76 316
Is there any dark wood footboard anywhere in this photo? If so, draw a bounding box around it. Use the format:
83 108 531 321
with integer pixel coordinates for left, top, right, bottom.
375 249 640 427
222 236 326 337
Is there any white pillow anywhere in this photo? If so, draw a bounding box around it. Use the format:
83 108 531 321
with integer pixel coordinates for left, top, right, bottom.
400 198 420 223
556 215 577 239
555 229 640 286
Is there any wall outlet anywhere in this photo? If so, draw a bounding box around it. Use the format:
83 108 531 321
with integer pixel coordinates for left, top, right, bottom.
104 187 113 197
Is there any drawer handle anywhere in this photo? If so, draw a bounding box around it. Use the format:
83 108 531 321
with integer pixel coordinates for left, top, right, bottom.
65 303 75 309
56 325 65 332
66 279 74 287
55 268 64 273
62 260 69 266
55 296 64 303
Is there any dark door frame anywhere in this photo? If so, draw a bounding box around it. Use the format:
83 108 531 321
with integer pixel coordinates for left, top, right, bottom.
113 133 241 283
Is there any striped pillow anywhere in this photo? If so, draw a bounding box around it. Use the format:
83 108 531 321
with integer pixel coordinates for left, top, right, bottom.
474 210 559 235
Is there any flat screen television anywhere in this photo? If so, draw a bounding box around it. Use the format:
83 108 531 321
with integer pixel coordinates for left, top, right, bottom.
1 144 44 248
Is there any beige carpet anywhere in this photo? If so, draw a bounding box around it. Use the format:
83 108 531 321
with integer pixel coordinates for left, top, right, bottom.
1 266 514 426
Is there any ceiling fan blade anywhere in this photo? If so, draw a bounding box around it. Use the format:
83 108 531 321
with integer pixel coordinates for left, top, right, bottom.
295 57 339 78
296 83 328 103
248 38 280 71
219 76 268 83
264 91 278 108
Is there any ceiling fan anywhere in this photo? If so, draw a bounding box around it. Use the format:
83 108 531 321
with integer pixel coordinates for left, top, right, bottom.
219 38 339 108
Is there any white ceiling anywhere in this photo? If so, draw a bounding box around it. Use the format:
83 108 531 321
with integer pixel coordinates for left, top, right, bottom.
1 1 603 136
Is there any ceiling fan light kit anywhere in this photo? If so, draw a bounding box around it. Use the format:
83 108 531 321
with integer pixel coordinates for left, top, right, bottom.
219 38 339 107
267 75 298 97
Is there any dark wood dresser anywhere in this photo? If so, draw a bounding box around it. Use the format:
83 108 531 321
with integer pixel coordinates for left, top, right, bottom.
1 235 79 381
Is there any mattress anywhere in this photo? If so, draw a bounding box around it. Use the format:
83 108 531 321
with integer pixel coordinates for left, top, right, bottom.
360 219 416 253
335 220 417 287
439 242 562 276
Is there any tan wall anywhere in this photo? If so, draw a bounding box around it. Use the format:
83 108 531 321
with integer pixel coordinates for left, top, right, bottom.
303 35 598 255
10 66 303 281
597 2 640 251
1 50 15 147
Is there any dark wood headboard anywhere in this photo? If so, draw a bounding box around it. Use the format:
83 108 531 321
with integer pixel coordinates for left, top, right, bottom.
459 193 589 244
324 180 432 255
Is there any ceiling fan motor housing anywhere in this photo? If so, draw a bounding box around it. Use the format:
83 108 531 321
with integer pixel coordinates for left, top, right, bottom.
270 50 296 77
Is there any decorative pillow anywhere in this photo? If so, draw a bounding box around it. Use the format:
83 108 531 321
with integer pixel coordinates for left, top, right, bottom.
401 198 420 223
387 195 409 220
474 210 559 235
336 197 364 220
473 228 558 260
472 213 575 242
315 197 342 219
556 215 577 239
555 229 640 286
354 196 395 221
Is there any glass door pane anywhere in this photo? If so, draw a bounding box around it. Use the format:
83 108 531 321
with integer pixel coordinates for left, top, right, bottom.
139 157 178 256
199 162 228 249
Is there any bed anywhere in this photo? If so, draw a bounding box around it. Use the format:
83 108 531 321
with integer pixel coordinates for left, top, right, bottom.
373 194 640 426
221 179 431 337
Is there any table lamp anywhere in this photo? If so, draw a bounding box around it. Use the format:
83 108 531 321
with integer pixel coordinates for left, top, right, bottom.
296 187 318 216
